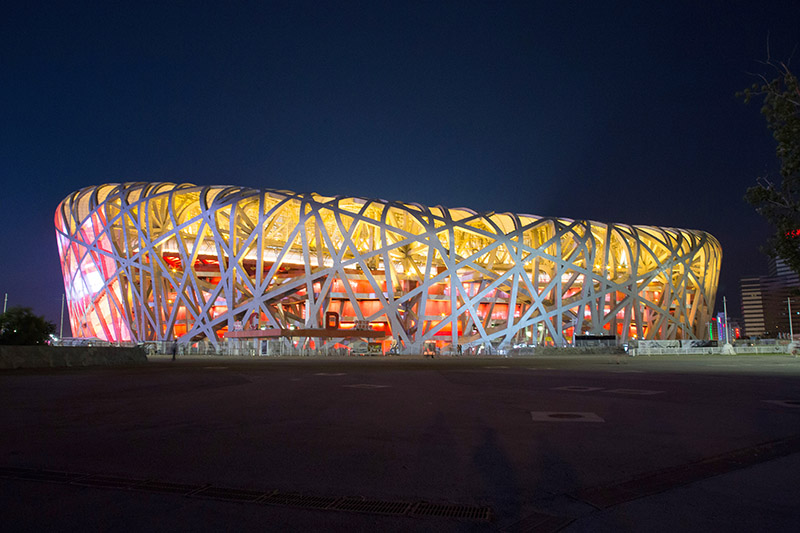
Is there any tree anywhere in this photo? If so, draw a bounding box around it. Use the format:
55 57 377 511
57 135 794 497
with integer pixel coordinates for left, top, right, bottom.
741 60 800 273
0 307 56 345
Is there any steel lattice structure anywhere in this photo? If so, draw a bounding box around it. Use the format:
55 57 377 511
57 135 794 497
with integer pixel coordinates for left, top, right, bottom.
55 182 721 350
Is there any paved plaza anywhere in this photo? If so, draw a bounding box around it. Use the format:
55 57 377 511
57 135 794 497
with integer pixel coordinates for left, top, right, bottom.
2 354 800 531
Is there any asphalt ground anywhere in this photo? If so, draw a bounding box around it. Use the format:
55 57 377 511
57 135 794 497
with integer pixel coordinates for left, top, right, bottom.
2 353 800 531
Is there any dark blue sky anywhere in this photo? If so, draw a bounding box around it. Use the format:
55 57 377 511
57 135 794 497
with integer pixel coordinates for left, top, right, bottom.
2 1 799 328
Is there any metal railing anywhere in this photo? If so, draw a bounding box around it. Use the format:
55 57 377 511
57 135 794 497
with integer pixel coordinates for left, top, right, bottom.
633 344 791 356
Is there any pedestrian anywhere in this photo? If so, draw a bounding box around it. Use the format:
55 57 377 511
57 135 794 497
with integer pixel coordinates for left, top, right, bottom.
457 344 462 356
171 341 177 361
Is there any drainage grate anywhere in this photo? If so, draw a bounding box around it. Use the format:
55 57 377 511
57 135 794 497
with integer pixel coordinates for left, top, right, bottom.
603 388 663 395
261 491 339 509
1 467 82 484
0 466 493 522
0 466 32 478
72 474 144 490
530 411 605 422
133 480 204 495
763 399 800 408
334 497 412 515
193 486 266 502
572 434 800 508
411 502 492 521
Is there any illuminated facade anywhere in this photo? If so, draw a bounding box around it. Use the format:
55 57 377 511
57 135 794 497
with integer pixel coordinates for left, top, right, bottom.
55 182 721 350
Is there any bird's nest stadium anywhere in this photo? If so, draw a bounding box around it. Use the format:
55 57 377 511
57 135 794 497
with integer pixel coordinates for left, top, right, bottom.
55 182 721 353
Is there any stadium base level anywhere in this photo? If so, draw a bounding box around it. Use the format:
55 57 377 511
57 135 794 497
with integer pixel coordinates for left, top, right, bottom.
224 328 385 339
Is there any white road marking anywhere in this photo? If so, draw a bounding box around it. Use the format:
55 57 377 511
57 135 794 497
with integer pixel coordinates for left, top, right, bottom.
610 370 644 373
604 388 664 395
344 384 390 389
530 411 605 422
484 365 509 369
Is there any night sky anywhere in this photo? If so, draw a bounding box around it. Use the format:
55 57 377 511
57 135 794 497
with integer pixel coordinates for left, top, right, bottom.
2 2 799 330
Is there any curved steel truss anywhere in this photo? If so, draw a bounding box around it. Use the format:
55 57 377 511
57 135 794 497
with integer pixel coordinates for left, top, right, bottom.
55 182 721 349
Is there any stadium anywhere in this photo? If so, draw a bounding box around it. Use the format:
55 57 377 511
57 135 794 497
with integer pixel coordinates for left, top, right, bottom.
55 182 721 353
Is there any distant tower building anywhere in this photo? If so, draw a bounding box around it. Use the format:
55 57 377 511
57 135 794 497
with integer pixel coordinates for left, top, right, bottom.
769 257 800 280
740 277 766 337
740 257 800 338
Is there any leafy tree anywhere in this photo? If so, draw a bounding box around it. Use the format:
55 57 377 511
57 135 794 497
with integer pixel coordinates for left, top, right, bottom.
741 60 800 273
0 307 56 345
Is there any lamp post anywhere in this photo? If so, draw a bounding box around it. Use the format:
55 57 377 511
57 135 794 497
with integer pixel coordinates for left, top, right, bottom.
59 294 65 340
789 297 794 341
723 296 730 344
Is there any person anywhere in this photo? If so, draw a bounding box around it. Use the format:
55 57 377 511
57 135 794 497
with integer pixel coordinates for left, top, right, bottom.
171 341 177 361
457 344 462 356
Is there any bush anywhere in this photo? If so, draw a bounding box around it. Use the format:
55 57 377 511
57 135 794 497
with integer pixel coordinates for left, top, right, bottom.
0 307 56 345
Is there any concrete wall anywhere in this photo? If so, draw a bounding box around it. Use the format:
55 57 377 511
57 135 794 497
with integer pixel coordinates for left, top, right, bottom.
0 345 147 369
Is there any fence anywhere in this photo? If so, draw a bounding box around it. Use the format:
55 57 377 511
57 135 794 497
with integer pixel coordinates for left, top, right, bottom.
632 344 791 356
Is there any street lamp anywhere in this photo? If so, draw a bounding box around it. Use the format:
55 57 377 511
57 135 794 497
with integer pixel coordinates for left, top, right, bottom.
59 294 65 340
723 296 730 344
